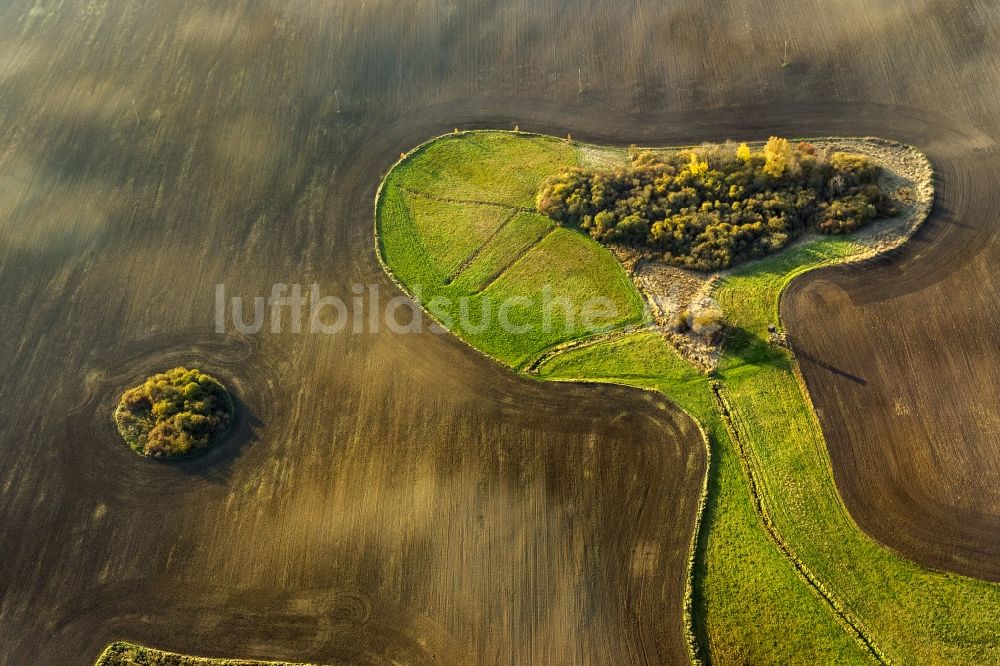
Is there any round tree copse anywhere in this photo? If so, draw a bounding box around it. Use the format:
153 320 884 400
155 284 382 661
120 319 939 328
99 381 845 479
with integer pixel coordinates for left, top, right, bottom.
113 367 234 458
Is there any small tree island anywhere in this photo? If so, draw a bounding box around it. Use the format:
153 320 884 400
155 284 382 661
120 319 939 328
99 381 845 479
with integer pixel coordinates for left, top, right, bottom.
114 367 234 458
536 137 898 271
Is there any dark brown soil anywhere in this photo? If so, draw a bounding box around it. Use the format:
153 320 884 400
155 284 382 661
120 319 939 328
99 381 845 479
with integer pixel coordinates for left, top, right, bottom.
783 151 1000 580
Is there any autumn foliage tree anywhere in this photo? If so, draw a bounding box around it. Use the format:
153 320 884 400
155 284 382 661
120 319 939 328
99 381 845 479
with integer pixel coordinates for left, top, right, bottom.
763 136 793 178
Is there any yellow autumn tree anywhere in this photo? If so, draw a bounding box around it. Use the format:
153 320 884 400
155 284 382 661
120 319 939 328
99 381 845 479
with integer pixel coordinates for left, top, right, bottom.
685 151 710 176
763 136 792 178
736 142 752 162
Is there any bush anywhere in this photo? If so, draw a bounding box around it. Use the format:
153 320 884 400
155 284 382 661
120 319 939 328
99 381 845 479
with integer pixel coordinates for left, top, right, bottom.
671 309 690 333
114 367 233 458
536 138 894 271
689 299 725 339
763 136 792 179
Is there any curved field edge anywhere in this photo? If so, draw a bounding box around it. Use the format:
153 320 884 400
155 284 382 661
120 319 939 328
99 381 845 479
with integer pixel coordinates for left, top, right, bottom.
374 130 873 664
536 169 1000 662
95 641 322 666
713 245 1000 663
533 336 871 665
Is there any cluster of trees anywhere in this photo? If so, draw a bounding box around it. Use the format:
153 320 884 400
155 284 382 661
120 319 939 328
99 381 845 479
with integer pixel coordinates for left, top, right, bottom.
536 138 896 271
116 367 233 457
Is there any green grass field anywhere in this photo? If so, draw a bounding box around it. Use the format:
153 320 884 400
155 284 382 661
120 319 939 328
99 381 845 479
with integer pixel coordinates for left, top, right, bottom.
391 131 579 208
377 131 646 367
450 211 553 291
402 190 513 276
376 130 1000 664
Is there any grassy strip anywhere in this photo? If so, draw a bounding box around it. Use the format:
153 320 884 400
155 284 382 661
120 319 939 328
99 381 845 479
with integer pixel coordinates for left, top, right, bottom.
682 412 713 666
522 321 654 374
710 381 887 663
452 211 554 291
709 237 1000 664
95 642 321 666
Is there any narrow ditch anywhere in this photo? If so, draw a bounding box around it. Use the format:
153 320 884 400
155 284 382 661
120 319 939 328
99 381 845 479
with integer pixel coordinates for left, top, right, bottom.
709 381 890 665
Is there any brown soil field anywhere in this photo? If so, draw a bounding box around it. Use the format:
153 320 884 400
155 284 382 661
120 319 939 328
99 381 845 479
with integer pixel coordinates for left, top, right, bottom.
2 0 1000 663
782 147 1000 580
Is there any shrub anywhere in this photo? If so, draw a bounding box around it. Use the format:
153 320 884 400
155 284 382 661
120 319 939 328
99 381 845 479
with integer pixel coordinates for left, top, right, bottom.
671 309 690 333
114 367 233 458
736 142 752 162
689 298 725 339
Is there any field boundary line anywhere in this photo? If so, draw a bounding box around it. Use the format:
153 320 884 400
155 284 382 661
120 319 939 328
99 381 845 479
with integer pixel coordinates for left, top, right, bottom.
399 186 535 213
471 225 557 294
445 209 521 284
521 322 655 374
95 641 318 666
710 382 890 665
517 371 712 666
679 411 713 666
374 130 638 377
374 135 528 376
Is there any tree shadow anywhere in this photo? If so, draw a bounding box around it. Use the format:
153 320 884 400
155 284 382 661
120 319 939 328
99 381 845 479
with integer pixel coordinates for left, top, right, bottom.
786 339 867 386
172 393 264 482
723 324 866 385
721 323 791 372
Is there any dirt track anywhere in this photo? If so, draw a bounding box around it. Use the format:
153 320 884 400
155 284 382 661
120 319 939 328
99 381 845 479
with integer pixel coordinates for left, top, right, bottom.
2 0 1000 663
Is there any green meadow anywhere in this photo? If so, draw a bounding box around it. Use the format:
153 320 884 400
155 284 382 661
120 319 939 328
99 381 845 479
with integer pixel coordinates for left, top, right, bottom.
377 131 646 367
